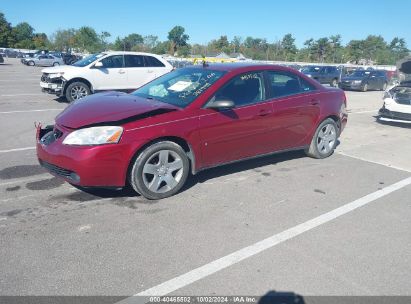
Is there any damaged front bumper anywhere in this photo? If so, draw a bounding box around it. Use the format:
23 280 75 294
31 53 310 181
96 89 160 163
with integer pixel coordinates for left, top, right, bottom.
378 87 411 124
36 124 132 188
378 99 411 124
40 73 65 96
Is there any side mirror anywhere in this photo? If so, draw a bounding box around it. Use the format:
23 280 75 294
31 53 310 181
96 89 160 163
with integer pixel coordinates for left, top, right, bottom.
93 61 103 68
206 99 235 110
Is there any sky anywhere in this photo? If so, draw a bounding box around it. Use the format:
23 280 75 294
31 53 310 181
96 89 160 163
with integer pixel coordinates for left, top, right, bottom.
1 0 411 48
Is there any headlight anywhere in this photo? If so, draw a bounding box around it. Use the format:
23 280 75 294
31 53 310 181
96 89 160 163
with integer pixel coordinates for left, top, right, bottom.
306 74 312 78
48 72 64 78
63 126 123 145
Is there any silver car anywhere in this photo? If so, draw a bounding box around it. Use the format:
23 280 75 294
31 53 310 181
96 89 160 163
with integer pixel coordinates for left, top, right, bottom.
25 55 64 67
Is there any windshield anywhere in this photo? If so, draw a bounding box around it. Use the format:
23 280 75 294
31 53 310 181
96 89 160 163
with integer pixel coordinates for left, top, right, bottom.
132 68 226 108
72 53 105 67
302 66 320 73
349 70 370 77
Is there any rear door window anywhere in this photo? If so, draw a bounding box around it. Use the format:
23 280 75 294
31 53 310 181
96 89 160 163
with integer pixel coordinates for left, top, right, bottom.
124 55 145 68
266 71 316 98
144 56 166 67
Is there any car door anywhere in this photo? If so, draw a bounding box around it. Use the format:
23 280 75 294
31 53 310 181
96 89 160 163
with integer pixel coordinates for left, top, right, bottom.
37 55 47 65
199 71 274 168
47 55 56 66
91 54 127 90
266 71 321 151
124 55 152 90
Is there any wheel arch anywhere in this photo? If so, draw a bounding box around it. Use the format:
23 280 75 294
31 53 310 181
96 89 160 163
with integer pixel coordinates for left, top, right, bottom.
324 115 341 134
63 77 93 96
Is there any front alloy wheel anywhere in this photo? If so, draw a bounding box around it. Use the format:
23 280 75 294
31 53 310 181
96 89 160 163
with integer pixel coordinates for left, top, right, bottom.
65 81 90 102
130 141 189 200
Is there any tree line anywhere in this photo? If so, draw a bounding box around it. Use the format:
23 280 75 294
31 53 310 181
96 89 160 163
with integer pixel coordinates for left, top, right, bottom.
0 11 408 65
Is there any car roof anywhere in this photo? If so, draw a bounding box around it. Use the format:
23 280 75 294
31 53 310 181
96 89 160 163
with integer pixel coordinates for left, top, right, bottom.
183 63 298 73
104 51 163 57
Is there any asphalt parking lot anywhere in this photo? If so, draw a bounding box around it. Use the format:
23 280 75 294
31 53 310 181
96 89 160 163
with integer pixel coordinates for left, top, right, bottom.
0 58 410 300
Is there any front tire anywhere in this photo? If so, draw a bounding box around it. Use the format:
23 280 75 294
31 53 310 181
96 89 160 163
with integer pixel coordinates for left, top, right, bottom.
53 62 60 66
129 141 190 200
65 81 90 102
305 118 338 159
361 83 368 92
331 78 338 87
381 82 387 91
28 61 35 66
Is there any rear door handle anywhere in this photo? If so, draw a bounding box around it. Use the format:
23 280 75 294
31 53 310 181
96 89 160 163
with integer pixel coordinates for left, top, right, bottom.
310 99 320 105
118 69 125 74
147 70 154 73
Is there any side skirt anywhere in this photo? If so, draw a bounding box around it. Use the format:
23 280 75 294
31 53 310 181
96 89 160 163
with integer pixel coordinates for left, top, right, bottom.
193 146 309 175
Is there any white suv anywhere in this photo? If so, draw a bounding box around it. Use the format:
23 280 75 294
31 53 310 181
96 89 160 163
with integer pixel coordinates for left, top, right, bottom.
40 51 173 102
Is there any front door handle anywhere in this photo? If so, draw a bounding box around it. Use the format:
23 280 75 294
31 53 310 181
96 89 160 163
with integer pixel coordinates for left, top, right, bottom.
257 109 270 117
119 69 125 74
309 99 320 105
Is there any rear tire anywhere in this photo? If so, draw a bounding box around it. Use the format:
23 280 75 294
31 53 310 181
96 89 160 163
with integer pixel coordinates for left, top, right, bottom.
28 61 35 66
53 62 60 66
381 82 387 91
331 78 338 87
305 118 338 159
65 81 90 103
129 141 189 200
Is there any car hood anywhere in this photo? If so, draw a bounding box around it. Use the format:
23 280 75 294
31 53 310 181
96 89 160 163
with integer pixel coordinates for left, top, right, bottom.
41 65 78 74
56 92 180 129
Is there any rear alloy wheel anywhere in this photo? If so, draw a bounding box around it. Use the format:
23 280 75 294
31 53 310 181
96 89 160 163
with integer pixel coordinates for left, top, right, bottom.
305 118 338 159
53 62 60 66
130 141 189 200
331 78 338 87
65 81 90 102
28 61 35 66
361 83 368 92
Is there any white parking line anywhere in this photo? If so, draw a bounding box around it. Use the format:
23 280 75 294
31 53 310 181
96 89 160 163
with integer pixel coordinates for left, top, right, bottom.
348 110 377 114
117 176 411 301
0 174 50 187
0 194 37 203
337 151 411 173
0 147 35 153
0 79 39 81
0 93 43 97
0 109 63 114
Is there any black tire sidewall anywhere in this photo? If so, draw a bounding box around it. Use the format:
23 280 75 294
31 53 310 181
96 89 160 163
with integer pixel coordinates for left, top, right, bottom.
130 141 190 200
311 118 338 159
65 81 90 103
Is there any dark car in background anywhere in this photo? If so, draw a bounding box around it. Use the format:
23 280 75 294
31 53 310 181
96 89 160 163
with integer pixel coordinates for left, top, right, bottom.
301 65 342 87
339 70 388 91
0 54 4 64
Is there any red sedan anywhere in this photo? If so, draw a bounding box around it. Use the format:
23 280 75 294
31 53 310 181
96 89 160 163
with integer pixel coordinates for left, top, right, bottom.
36 64 348 199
